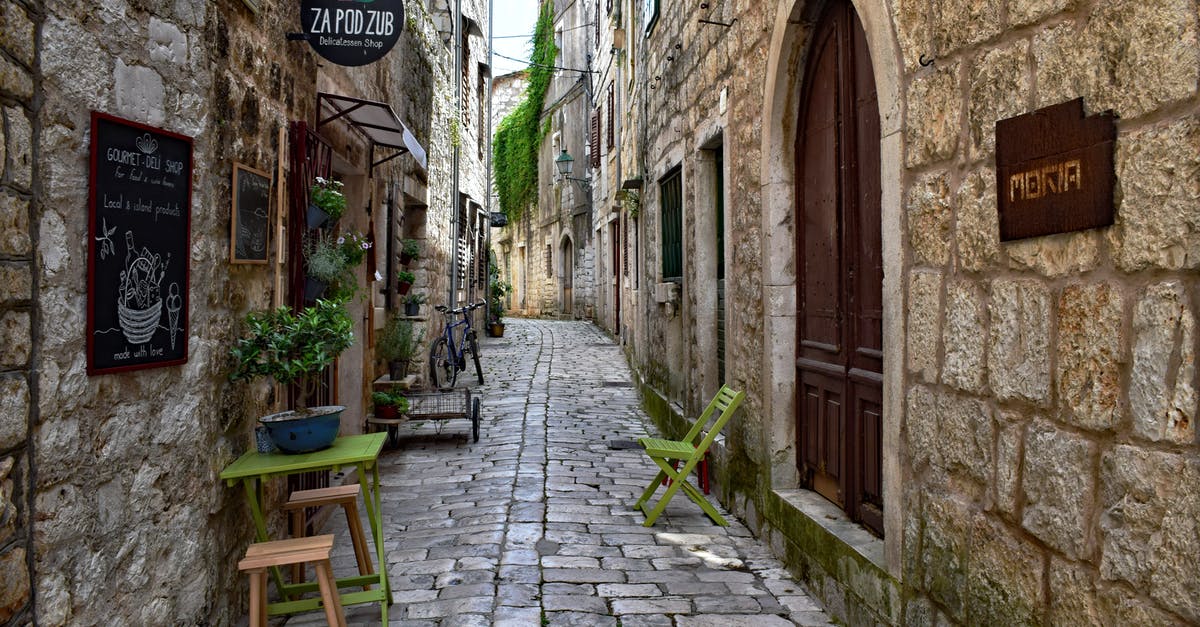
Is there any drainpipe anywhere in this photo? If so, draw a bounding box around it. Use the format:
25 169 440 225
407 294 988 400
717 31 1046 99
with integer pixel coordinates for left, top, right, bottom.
449 0 463 308
485 0 494 319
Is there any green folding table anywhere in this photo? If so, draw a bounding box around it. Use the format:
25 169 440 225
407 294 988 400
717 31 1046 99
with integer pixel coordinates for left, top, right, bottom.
220 432 392 623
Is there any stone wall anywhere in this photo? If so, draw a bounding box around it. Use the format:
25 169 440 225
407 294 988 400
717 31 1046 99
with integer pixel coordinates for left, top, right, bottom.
0 0 39 622
608 0 1200 624
9 0 470 623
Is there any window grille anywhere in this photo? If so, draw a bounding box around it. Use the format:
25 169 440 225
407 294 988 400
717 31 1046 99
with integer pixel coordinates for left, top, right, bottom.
545 245 553 276
607 85 615 152
660 167 682 281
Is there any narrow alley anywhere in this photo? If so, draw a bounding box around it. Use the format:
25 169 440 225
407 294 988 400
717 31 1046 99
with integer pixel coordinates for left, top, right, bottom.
287 318 832 627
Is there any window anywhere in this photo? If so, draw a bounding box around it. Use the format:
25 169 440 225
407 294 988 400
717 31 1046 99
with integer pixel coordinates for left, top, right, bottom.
545 245 553 276
606 85 615 152
660 167 682 281
590 109 601 168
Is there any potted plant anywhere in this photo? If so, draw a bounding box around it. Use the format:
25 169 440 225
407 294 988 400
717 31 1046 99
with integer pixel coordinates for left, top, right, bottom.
396 270 415 295
487 260 512 337
376 315 424 381
399 238 420 265
229 297 355 453
304 233 348 303
307 177 346 229
371 391 409 420
403 292 426 316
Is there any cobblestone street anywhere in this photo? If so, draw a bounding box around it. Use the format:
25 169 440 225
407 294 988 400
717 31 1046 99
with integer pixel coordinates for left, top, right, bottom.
288 318 831 626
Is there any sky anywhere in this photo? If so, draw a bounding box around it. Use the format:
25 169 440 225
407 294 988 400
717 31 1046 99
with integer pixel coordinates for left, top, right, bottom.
490 0 542 76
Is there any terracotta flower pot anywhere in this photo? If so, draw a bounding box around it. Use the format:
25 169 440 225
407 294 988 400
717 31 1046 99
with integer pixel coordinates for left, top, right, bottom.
397 281 413 295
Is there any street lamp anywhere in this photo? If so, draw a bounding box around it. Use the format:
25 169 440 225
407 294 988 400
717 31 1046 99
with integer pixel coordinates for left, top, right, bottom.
555 149 591 191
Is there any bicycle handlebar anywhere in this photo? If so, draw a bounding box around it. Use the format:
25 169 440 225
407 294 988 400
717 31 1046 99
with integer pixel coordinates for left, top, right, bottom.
434 301 486 316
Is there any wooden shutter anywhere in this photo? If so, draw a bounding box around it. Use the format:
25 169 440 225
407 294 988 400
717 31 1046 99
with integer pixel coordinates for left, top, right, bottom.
590 109 601 168
660 167 682 280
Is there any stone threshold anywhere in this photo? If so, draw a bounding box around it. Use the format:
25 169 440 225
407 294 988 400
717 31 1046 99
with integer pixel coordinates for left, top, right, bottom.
771 489 885 570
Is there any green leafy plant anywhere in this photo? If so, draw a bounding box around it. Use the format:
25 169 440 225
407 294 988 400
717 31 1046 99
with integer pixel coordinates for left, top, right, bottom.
493 1 557 222
401 238 420 261
229 298 355 411
404 292 427 305
376 316 424 366
397 270 415 285
338 231 372 268
488 258 513 323
371 391 409 412
310 177 347 221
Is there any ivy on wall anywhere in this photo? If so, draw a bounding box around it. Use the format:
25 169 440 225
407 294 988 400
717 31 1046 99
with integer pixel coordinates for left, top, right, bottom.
493 0 557 221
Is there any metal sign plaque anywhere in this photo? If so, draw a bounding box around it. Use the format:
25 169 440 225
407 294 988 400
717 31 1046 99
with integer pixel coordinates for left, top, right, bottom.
301 0 404 67
995 98 1116 241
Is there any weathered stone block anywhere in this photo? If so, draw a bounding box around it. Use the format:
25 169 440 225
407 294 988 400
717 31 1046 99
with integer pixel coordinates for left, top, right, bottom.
954 168 998 272
1111 118 1200 271
0 262 31 303
41 17 112 114
941 281 985 393
890 0 930 72
932 0 1002 56
0 55 31 102
114 60 165 127
906 385 938 469
1131 282 1196 444
1005 231 1102 278
148 18 188 66
0 547 29 622
966 517 1043 626
908 172 952 267
1099 445 1200 621
1088 0 1199 119
1021 419 1095 559
935 392 991 486
1057 284 1123 431
922 495 973 622
1010 0 1076 27
0 190 28 256
0 456 15 545
0 311 29 369
4 106 31 190
1047 557 1100 627
905 64 961 167
907 271 942 382
967 42 1030 161
993 417 1023 517
0 376 28 451
0 3 34 68
988 280 1050 404
1032 22 1096 109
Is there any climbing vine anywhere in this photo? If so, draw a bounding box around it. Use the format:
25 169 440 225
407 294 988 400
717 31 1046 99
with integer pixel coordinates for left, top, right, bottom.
493 0 557 222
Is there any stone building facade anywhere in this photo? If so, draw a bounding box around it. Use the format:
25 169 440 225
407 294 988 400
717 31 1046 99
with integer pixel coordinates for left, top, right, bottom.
493 0 596 320
575 0 1200 624
0 0 485 623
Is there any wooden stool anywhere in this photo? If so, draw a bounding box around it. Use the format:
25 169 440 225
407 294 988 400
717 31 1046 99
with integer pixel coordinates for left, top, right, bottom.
238 535 346 627
284 484 374 590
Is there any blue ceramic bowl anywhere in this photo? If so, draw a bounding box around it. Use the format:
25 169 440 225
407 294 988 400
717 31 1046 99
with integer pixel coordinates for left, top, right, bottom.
259 406 343 454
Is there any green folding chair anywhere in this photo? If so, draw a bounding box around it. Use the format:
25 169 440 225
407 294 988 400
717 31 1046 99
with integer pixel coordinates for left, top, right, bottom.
634 385 745 526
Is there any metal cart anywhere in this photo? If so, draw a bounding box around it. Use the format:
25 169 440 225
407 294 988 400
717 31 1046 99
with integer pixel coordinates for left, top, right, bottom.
367 387 480 448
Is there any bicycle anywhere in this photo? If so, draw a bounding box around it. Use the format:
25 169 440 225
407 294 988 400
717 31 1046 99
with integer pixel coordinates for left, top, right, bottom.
429 301 485 389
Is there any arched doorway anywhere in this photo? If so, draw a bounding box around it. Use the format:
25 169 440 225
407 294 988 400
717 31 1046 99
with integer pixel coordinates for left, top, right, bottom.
794 0 884 537
561 237 574 316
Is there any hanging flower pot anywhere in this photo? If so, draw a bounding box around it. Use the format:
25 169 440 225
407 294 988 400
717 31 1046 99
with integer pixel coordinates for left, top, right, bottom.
304 277 328 303
306 203 330 230
396 270 415 296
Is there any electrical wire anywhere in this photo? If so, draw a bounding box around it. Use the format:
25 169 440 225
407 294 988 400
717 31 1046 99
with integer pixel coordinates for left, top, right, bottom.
492 50 596 74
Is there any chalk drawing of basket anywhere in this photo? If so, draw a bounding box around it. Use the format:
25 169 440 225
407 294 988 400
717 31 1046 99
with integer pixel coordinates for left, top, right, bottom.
118 299 162 345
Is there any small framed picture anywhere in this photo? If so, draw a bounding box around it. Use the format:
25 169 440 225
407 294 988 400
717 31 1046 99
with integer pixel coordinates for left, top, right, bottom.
231 162 272 264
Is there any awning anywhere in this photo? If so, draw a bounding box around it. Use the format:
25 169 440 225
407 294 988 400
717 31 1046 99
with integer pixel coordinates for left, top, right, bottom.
317 92 427 171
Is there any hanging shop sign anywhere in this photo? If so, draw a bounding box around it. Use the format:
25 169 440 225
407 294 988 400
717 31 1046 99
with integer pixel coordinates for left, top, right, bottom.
301 0 404 67
87 112 192 375
995 98 1115 241
231 162 272 264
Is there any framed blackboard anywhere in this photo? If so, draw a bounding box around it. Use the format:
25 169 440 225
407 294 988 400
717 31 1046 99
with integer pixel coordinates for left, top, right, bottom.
87 111 192 375
231 163 272 264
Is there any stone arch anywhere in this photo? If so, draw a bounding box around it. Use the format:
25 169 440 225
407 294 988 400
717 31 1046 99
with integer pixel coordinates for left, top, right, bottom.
558 230 575 315
759 0 905 574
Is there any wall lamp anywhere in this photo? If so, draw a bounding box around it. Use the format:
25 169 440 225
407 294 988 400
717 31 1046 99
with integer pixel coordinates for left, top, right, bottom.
555 150 592 191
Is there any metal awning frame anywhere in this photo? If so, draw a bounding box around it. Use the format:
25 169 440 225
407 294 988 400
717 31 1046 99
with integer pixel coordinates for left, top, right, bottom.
316 92 428 173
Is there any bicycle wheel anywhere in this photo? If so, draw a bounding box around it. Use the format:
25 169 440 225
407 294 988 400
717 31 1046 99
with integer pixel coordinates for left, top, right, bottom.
468 330 484 385
429 337 456 389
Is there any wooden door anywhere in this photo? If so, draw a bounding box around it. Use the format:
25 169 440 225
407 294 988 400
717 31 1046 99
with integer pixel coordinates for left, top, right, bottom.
795 0 884 536
562 240 574 315
611 221 621 330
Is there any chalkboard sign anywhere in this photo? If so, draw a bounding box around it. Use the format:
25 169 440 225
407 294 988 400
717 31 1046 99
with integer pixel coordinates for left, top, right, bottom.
231 163 272 264
87 112 192 375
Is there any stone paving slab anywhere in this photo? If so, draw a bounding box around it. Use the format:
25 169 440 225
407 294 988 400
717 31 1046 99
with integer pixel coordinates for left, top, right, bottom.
282 319 832 626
